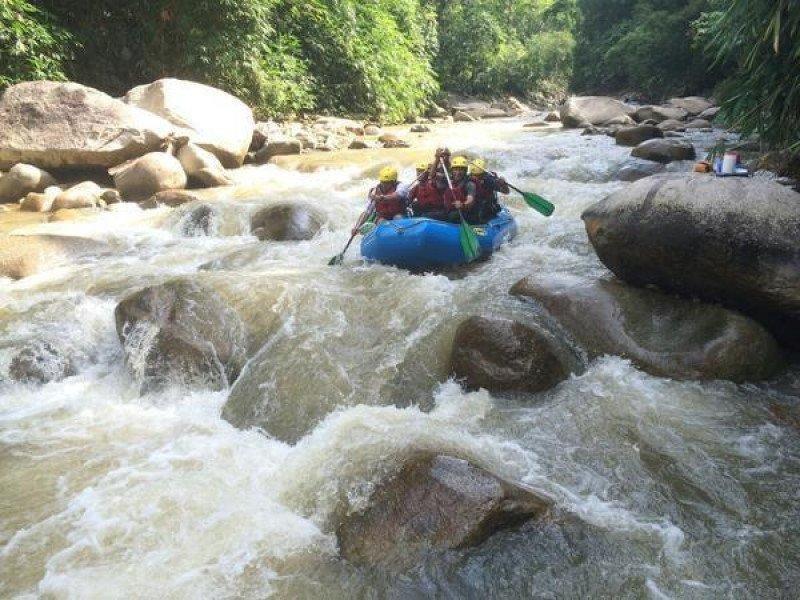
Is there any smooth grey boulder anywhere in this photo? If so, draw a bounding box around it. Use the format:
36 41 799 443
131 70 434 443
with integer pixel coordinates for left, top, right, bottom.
0 164 57 203
615 125 663 147
511 275 782 382
582 174 800 348
685 119 713 130
666 96 714 116
250 202 325 241
115 279 247 392
336 454 551 570
110 152 187 200
253 138 302 163
559 96 636 128
450 317 571 393
631 139 696 163
698 106 720 121
657 119 686 132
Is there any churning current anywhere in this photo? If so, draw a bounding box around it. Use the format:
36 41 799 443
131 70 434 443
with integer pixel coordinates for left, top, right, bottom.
1 119 799 599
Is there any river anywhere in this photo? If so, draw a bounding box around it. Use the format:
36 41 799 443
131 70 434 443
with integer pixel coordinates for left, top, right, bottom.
1 118 799 599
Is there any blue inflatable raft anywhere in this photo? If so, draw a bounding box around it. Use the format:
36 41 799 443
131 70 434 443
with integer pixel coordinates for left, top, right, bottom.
360 208 517 270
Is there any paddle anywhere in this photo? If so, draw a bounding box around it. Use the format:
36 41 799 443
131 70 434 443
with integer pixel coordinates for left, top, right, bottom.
506 182 555 217
441 159 480 262
328 199 374 266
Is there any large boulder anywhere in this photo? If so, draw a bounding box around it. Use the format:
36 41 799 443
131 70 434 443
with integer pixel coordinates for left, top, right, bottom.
559 96 636 128
114 279 247 392
614 125 663 147
633 105 689 124
20 186 61 212
0 164 57 203
631 138 696 163
0 81 173 171
253 138 302 163
0 234 107 279
450 317 571 393
250 202 325 241
110 152 187 200
124 78 254 167
582 174 800 348
511 275 782 382
336 454 551 570
666 96 714 116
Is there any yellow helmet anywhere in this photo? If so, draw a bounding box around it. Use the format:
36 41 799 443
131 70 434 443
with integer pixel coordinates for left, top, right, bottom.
379 166 398 183
470 158 487 175
451 156 469 169
416 161 429 172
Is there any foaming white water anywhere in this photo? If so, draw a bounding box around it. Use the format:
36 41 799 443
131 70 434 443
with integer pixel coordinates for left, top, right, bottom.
1 120 798 599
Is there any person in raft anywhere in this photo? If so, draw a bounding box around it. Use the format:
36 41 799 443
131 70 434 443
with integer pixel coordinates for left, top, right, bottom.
470 158 510 222
445 155 478 223
409 155 451 220
352 166 409 234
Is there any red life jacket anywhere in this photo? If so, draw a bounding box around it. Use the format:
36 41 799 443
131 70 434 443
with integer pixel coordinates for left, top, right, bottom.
444 179 468 208
414 181 446 212
373 183 404 219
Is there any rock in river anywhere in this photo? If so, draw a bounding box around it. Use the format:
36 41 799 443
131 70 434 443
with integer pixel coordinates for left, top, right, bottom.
0 81 173 171
615 125 663 147
559 96 636 128
631 138 696 163
0 164 57 203
110 152 187 200
250 202 325 241
450 317 572 393
511 275 782 382
8 340 74 384
115 279 247 392
582 174 800 349
336 454 551 570
0 234 107 279
125 78 254 167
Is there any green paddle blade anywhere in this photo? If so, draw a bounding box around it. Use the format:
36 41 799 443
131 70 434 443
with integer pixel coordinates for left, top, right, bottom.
327 253 344 266
521 191 555 217
459 219 480 262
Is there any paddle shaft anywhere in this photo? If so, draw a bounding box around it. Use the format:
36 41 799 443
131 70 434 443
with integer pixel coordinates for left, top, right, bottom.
440 159 468 222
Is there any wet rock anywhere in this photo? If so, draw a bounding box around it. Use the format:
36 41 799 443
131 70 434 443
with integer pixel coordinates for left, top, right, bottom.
114 279 247 391
8 341 74 383
180 204 216 236
140 189 201 209
254 138 302 163
614 160 665 182
0 164 57 203
110 152 187 200
336 454 551 570
631 139 696 163
364 124 383 136
559 96 636 128
633 105 689 124
523 120 549 128
666 96 714 116
250 202 325 241
192 167 233 188
20 186 61 212
0 81 173 171
124 78 254 167
348 138 377 150
582 174 800 349
511 275 783 382
657 119 686 132
0 234 107 279
450 317 571 393
614 125 663 147
313 116 365 136
294 130 318 150
101 189 122 205
52 181 105 210
410 124 430 133
379 134 411 148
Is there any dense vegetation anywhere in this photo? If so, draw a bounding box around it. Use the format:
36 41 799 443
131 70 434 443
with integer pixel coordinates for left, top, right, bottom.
0 0 798 150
